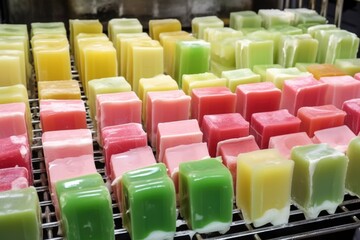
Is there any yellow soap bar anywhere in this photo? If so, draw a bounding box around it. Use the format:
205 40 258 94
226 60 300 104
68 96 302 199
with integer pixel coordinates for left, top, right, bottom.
236 149 294 227
69 19 103 54
138 74 178 124
108 18 143 45
31 34 68 48
182 72 226 95
149 19 182 41
37 80 81 100
0 49 26 88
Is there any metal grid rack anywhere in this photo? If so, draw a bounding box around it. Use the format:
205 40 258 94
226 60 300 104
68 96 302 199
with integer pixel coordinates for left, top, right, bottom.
30 66 360 240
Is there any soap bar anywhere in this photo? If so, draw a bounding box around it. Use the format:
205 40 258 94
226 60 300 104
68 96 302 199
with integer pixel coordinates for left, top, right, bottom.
211 37 243 69
147 90 191 147
230 11 262 30
157 119 203 162
87 76 131 123
268 132 313 159
343 98 360 134
40 99 87 132
122 164 176 240
42 129 93 165
0 187 41 240
319 75 360 109
236 81 281 121
306 64 346 80
149 19 182 41
204 27 243 43
236 149 294 227
164 142 209 193
284 8 326 25
291 144 348 219
335 58 360 76
251 109 301 149
253 64 283 81
217 135 259 189
174 40 210 85
0 167 29 192
297 104 346 137
31 22 66 36
221 68 261 93
307 24 337 38
312 125 355 153
0 102 27 138
191 16 224 39
258 9 293 29
280 76 327 115
59 186 114 240
182 72 227 96
102 123 147 176
0 50 26 87
179 158 233 234
70 19 103 55
191 86 236 127
38 80 81 100
346 137 360 197
202 113 249 157
108 18 142 45
265 67 312 90
210 60 236 77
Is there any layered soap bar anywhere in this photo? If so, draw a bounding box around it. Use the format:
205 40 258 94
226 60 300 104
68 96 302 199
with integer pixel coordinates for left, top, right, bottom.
122 164 176 240
266 67 312 90
346 137 360 197
343 98 360 134
179 158 233 234
182 72 226 96
191 16 224 39
38 80 81 100
149 19 182 41
221 68 261 93
230 11 262 30
237 149 294 227
291 144 348 219
0 167 29 192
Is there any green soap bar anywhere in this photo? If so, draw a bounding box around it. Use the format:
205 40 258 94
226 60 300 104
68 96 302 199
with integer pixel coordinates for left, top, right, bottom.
236 38 274 69
335 58 360 76
0 187 42 240
210 60 235 78
346 137 360 197
59 186 114 240
31 22 66 36
222 68 261 92
252 64 283 81
179 158 233 234
291 144 348 219
122 163 176 240
230 11 262 30
191 16 224 39
211 37 241 68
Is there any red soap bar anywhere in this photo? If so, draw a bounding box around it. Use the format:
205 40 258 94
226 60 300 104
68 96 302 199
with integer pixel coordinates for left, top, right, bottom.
202 113 249 157
251 109 301 149
281 76 327 115
40 99 87 132
312 125 356 153
191 86 236 127
217 135 259 189
102 123 147 176
0 135 32 184
343 98 360 134
0 102 27 138
236 82 281 121
297 104 346 137
319 75 360 109
0 167 29 192
268 132 313 159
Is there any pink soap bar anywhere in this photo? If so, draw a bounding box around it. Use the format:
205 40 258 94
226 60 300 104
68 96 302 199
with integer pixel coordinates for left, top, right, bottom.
312 125 356 153
102 123 147 176
163 142 209 192
251 109 301 149
202 113 249 157
236 82 281 121
281 76 327 115
0 135 32 183
40 99 87 132
343 98 360 134
319 75 360 109
96 91 142 145
268 132 313 159
156 119 203 162
146 90 191 147
191 87 236 127
355 73 360 80
0 102 27 138
42 129 94 166
216 135 259 188
110 146 156 204
0 167 29 192
297 104 346 137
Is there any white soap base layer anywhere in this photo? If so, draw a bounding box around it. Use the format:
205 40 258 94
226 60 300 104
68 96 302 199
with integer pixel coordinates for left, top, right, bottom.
293 200 341 220
143 230 175 240
243 204 291 228
194 221 231 234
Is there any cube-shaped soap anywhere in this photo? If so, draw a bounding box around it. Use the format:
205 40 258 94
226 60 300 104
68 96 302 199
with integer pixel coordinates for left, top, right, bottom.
157 119 203 162
236 82 281 121
182 72 227 96
266 67 312 90
37 80 81 100
319 75 360 109
297 105 346 137
236 149 294 227
335 58 360 77
291 144 348 219
179 158 233 233
0 187 41 240
202 113 249 157
149 19 182 41
0 167 29 192
191 16 224 39
306 64 346 80
346 137 360 197
280 76 327 115
191 87 236 127
343 98 360 134
221 68 261 93
40 99 87 132
122 164 176 240
147 90 191 147
230 11 262 30
251 109 301 149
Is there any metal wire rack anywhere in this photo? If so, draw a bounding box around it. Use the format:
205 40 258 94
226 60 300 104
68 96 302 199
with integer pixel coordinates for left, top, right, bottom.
30 66 360 240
